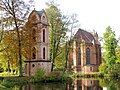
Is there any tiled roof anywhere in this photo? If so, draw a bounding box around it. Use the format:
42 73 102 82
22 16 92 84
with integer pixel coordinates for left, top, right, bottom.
37 10 44 18
74 28 96 44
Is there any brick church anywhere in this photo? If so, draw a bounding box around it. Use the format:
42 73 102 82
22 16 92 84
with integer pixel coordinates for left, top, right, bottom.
69 29 102 73
24 9 51 76
24 9 101 76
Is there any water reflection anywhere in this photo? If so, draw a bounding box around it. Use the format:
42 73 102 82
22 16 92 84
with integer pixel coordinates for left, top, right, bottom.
24 83 67 90
4 78 120 90
23 79 102 90
68 79 103 90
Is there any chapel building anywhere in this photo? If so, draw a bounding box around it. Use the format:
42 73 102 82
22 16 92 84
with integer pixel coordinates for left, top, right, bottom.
69 28 101 73
24 9 51 76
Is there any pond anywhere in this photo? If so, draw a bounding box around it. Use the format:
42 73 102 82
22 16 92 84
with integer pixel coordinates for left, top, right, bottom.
2 78 120 90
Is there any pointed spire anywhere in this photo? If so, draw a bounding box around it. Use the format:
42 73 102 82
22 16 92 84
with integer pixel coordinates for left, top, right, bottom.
96 32 98 37
93 29 95 35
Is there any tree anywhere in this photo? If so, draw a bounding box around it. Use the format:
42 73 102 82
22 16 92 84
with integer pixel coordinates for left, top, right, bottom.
46 1 68 71
116 47 120 63
0 0 34 76
116 37 120 63
45 1 79 71
103 26 117 68
0 30 21 73
22 17 38 60
99 63 107 73
64 14 79 71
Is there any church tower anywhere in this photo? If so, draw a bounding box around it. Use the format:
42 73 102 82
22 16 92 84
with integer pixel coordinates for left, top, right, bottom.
24 9 51 76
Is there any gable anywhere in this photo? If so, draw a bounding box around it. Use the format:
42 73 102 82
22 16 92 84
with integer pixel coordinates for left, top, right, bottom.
37 10 48 24
28 10 41 23
41 12 48 24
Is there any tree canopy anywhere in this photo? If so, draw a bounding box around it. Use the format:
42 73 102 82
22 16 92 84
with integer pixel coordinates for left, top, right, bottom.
103 26 117 68
0 0 34 76
45 1 79 71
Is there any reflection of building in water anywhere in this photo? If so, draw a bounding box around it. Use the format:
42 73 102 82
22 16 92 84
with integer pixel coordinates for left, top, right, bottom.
68 79 103 90
82 79 103 90
24 83 66 90
25 84 35 90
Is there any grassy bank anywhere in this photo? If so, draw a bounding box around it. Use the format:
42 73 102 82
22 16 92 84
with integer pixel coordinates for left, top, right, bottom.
0 72 71 88
0 71 119 89
68 72 120 79
70 72 104 78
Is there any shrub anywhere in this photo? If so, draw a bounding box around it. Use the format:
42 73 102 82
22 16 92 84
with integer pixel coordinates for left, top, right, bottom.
42 71 68 82
99 63 107 73
34 68 45 82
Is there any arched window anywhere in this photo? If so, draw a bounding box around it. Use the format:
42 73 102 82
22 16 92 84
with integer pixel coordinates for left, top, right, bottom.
43 29 45 42
43 47 45 59
96 48 98 64
33 29 36 42
32 47 36 59
42 16 45 20
78 48 81 65
86 48 90 64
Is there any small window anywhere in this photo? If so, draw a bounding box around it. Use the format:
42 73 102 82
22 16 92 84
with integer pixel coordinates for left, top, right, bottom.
32 53 36 59
78 48 81 65
91 81 92 85
43 47 45 59
43 29 45 42
32 29 36 42
79 86 82 90
32 64 35 67
43 16 45 20
86 48 90 64
90 67 92 71
32 47 36 59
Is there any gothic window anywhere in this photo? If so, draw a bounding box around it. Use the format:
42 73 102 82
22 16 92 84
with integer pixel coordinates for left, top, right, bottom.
32 29 36 42
78 48 81 65
32 47 36 59
42 16 45 21
43 29 45 42
90 67 92 71
96 48 98 64
43 47 45 59
79 86 82 90
86 48 90 64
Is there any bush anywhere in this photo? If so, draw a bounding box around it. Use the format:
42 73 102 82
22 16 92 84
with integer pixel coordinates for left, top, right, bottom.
1 76 33 88
34 68 45 82
40 71 69 82
1 80 15 88
99 63 107 73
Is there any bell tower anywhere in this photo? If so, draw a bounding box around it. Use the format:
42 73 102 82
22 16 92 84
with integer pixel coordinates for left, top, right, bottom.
24 9 51 76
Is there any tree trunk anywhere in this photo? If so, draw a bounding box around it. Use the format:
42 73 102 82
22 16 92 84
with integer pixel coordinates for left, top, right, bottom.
12 8 23 76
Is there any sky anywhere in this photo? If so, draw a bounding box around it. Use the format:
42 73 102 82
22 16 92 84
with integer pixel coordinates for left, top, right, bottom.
34 0 120 38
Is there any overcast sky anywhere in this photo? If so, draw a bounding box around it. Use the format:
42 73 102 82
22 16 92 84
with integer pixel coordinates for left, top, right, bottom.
34 0 120 38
